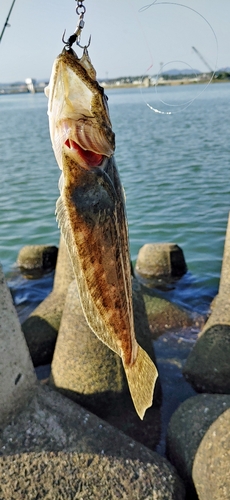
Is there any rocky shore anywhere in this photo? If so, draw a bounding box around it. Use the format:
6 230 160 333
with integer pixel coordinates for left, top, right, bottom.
1 214 230 498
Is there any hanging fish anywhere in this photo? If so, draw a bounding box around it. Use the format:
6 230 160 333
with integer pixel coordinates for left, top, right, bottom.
45 46 158 419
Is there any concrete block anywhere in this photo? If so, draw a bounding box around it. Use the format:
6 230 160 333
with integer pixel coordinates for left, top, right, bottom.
0 384 185 499
22 236 75 366
17 244 58 271
166 394 230 499
135 243 187 281
193 407 230 500
183 213 230 392
0 264 37 428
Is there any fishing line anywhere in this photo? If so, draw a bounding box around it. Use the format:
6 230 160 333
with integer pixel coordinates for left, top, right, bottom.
138 1 219 115
147 61 200 110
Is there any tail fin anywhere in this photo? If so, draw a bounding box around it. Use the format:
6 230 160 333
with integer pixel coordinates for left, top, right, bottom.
124 345 158 420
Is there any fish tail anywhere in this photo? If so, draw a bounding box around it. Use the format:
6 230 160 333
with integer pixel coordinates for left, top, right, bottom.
124 345 158 420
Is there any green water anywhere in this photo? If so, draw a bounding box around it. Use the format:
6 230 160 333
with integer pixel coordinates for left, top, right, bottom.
1 82 230 313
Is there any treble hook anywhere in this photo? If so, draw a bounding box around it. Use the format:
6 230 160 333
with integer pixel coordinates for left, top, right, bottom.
62 30 77 49
62 0 90 51
62 30 91 51
77 34 91 50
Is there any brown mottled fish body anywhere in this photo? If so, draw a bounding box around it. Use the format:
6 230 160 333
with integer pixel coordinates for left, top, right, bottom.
45 47 158 419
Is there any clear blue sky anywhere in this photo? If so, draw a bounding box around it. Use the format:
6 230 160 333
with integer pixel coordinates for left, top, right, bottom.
0 0 229 83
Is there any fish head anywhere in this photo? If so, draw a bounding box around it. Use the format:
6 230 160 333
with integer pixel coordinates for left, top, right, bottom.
45 47 115 172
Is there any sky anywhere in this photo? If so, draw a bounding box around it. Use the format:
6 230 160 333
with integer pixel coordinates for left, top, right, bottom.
0 0 229 83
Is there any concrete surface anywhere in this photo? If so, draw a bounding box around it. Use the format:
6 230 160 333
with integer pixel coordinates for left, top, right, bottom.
183 213 230 392
0 384 185 500
22 237 75 366
0 264 37 428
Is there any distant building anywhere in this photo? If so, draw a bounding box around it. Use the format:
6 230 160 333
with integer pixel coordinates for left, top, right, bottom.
25 78 36 93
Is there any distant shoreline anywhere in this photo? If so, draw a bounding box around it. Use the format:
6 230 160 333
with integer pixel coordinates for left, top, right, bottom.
0 77 229 95
102 78 230 90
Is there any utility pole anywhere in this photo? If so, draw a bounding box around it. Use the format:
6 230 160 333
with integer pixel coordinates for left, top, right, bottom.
0 0 17 44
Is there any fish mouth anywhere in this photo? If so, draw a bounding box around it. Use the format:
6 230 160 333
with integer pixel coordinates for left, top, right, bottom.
64 138 104 168
61 118 115 170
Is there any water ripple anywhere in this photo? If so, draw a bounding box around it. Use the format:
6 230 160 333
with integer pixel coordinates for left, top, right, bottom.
1 85 230 311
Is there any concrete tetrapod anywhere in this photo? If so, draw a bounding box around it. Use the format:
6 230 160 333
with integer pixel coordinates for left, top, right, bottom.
0 264 37 428
143 293 194 338
17 244 58 272
183 213 230 393
135 242 187 283
50 278 161 450
22 236 74 366
0 384 185 500
193 407 230 500
166 393 230 499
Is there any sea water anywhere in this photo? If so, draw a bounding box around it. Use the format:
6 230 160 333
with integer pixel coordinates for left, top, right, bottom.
1 82 229 314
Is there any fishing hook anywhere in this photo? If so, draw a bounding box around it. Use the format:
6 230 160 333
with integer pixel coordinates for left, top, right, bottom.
62 0 90 51
62 30 77 48
77 34 91 50
62 29 91 51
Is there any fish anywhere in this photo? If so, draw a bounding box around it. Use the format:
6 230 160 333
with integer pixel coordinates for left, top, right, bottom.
45 46 158 419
